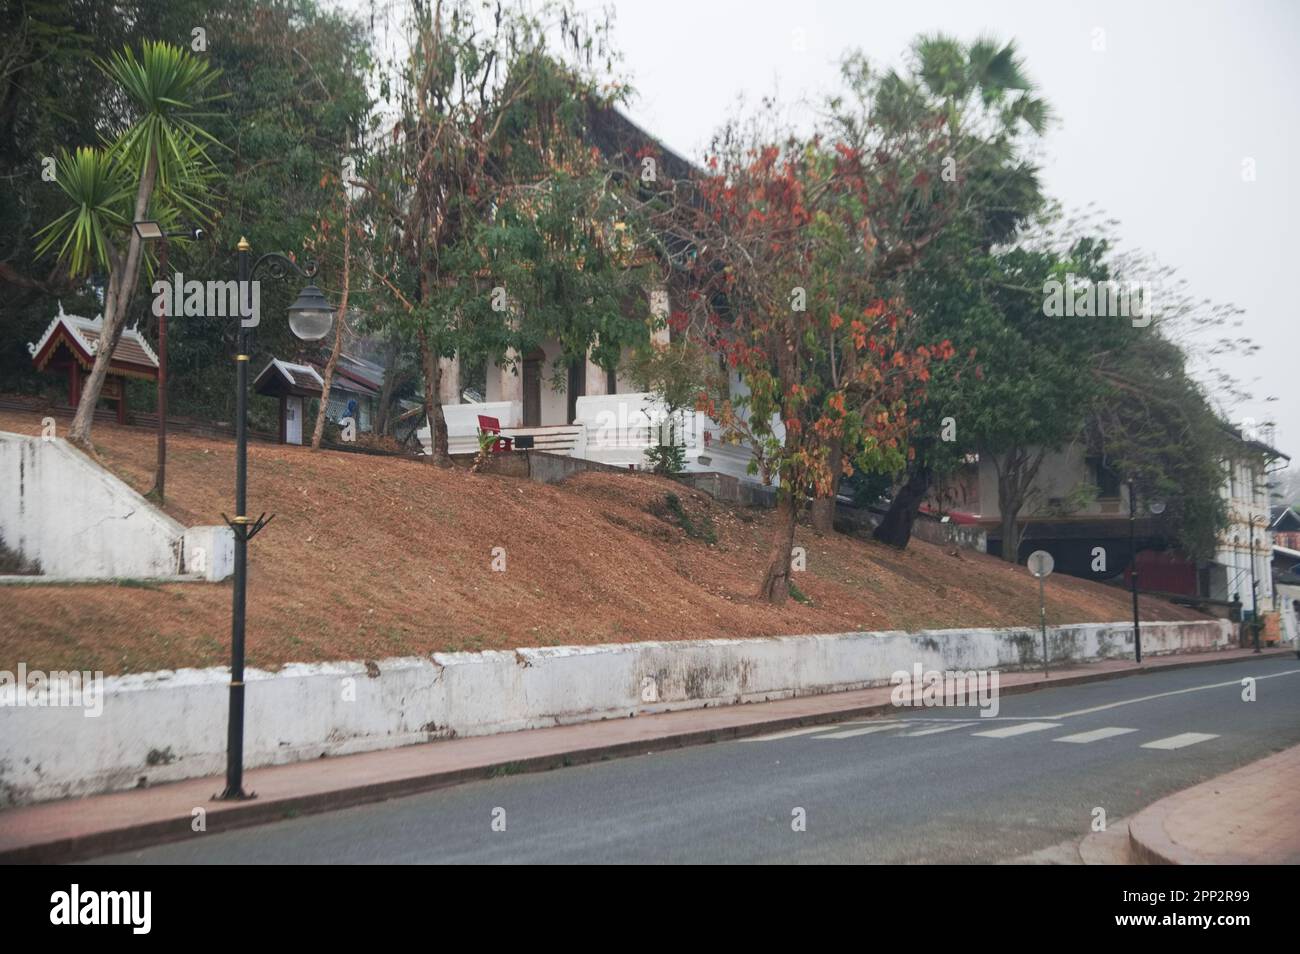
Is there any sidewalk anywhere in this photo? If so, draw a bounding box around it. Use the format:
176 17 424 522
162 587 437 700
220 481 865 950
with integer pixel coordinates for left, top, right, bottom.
0 645 1289 863
1127 742 1300 864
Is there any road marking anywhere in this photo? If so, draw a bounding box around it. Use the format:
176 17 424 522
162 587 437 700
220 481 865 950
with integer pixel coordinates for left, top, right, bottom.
1053 727 1138 744
740 722 880 742
1141 732 1219 750
902 722 978 737
1046 668 1300 720
813 723 905 740
971 721 1062 738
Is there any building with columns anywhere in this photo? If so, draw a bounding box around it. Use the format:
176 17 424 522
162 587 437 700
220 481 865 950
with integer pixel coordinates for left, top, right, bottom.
416 105 783 484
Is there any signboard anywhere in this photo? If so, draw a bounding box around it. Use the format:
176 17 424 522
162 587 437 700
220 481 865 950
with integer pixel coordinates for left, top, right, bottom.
1027 550 1055 579
1027 550 1054 675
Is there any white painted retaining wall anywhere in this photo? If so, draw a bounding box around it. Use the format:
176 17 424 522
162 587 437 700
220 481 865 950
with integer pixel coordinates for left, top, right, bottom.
0 431 231 581
0 617 1230 805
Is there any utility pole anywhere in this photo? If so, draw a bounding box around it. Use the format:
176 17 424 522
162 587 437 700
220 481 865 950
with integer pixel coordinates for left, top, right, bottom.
153 235 169 502
1129 480 1142 664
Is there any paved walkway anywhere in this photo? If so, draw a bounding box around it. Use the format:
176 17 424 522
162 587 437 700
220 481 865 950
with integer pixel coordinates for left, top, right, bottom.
0 645 1289 863
1128 742 1300 864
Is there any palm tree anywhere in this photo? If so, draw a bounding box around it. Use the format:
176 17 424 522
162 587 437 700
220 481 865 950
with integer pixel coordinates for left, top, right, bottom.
36 40 220 449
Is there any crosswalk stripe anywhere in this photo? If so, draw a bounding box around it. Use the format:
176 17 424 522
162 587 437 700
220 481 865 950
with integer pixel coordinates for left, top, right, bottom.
971 721 1061 739
1141 732 1219 750
740 722 878 742
1054 727 1138 744
813 723 905 740
902 722 978 737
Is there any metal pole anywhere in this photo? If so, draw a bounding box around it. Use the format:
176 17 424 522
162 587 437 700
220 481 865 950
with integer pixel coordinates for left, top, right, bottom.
1039 573 1048 676
1250 517 1260 654
221 237 252 800
153 237 168 502
1130 481 1142 664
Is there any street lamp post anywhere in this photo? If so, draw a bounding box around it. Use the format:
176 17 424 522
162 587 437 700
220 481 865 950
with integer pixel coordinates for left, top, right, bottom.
1127 480 1165 667
217 236 334 801
133 221 206 503
1249 515 1261 654
1129 480 1142 664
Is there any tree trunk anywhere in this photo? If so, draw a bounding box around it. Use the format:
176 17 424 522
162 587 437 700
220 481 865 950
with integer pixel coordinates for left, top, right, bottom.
68 151 158 449
992 446 1043 564
759 493 799 603
1000 509 1023 564
376 335 401 436
311 196 352 449
809 437 843 535
872 459 933 549
311 322 345 449
418 328 450 466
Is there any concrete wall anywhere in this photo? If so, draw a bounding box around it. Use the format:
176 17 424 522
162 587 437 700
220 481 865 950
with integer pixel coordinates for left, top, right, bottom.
0 617 1231 804
0 431 231 581
977 442 1129 519
911 515 988 553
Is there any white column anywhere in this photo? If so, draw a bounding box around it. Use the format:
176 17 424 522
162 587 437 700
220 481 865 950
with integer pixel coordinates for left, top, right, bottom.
649 284 670 346
438 354 460 404
585 344 607 397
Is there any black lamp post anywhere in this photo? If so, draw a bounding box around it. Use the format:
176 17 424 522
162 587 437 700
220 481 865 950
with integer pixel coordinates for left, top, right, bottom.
133 221 206 503
1128 480 1142 664
1249 514 1262 654
1127 480 1165 666
217 236 334 801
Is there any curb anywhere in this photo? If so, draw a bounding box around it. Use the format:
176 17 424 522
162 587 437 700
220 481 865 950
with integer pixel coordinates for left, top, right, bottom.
1124 740 1300 866
1127 809 1180 866
2 646 1291 863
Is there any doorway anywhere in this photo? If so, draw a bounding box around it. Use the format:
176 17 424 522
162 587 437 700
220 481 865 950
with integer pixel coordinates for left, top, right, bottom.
522 349 543 427
566 359 585 424
285 395 303 444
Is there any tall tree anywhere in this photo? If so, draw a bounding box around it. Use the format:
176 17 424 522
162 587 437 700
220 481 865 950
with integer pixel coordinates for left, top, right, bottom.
363 0 637 465
36 39 221 449
680 136 947 602
827 34 1051 544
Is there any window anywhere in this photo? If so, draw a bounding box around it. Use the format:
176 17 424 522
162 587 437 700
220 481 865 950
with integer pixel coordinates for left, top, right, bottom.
1088 456 1122 499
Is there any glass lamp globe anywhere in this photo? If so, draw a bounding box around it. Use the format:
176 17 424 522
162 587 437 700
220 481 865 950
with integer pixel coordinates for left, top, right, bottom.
288 283 334 341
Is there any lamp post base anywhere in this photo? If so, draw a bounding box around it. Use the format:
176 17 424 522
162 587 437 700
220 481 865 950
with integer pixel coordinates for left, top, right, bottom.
214 787 258 802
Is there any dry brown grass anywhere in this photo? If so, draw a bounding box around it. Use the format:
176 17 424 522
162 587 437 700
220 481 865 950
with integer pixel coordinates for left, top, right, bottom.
0 407 1208 675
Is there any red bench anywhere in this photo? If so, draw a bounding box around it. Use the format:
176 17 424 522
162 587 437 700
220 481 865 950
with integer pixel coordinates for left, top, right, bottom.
477 414 513 454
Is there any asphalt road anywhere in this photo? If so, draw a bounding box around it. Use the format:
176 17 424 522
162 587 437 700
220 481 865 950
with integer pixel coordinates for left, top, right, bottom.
91 657 1300 864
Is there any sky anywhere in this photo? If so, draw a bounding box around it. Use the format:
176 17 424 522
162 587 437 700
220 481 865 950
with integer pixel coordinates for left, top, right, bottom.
344 0 1299 463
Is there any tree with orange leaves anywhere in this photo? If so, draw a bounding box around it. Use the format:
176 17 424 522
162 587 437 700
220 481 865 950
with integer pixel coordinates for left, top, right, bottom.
679 137 952 602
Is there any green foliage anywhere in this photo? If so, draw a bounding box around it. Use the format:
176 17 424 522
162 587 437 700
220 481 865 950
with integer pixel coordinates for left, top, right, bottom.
33 147 133 275
1088 329 1231 560
100 39 224 194
36 41 222 278
628 336 724 415
355 0 650 466
654 493 717 544
5 0 373 427
645 442 686 477
788 581 812 604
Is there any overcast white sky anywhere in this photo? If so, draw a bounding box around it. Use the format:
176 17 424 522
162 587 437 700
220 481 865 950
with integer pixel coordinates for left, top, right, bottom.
347 0 1299 461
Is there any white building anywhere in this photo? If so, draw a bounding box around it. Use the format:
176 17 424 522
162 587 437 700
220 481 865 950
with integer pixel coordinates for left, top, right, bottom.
416 282 779 485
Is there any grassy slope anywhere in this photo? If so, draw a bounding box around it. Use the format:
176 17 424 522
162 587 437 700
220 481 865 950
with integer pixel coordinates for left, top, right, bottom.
0 408 1207 675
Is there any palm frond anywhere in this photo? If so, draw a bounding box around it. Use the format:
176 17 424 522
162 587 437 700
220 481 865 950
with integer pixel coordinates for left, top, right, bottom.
33 147 132 276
